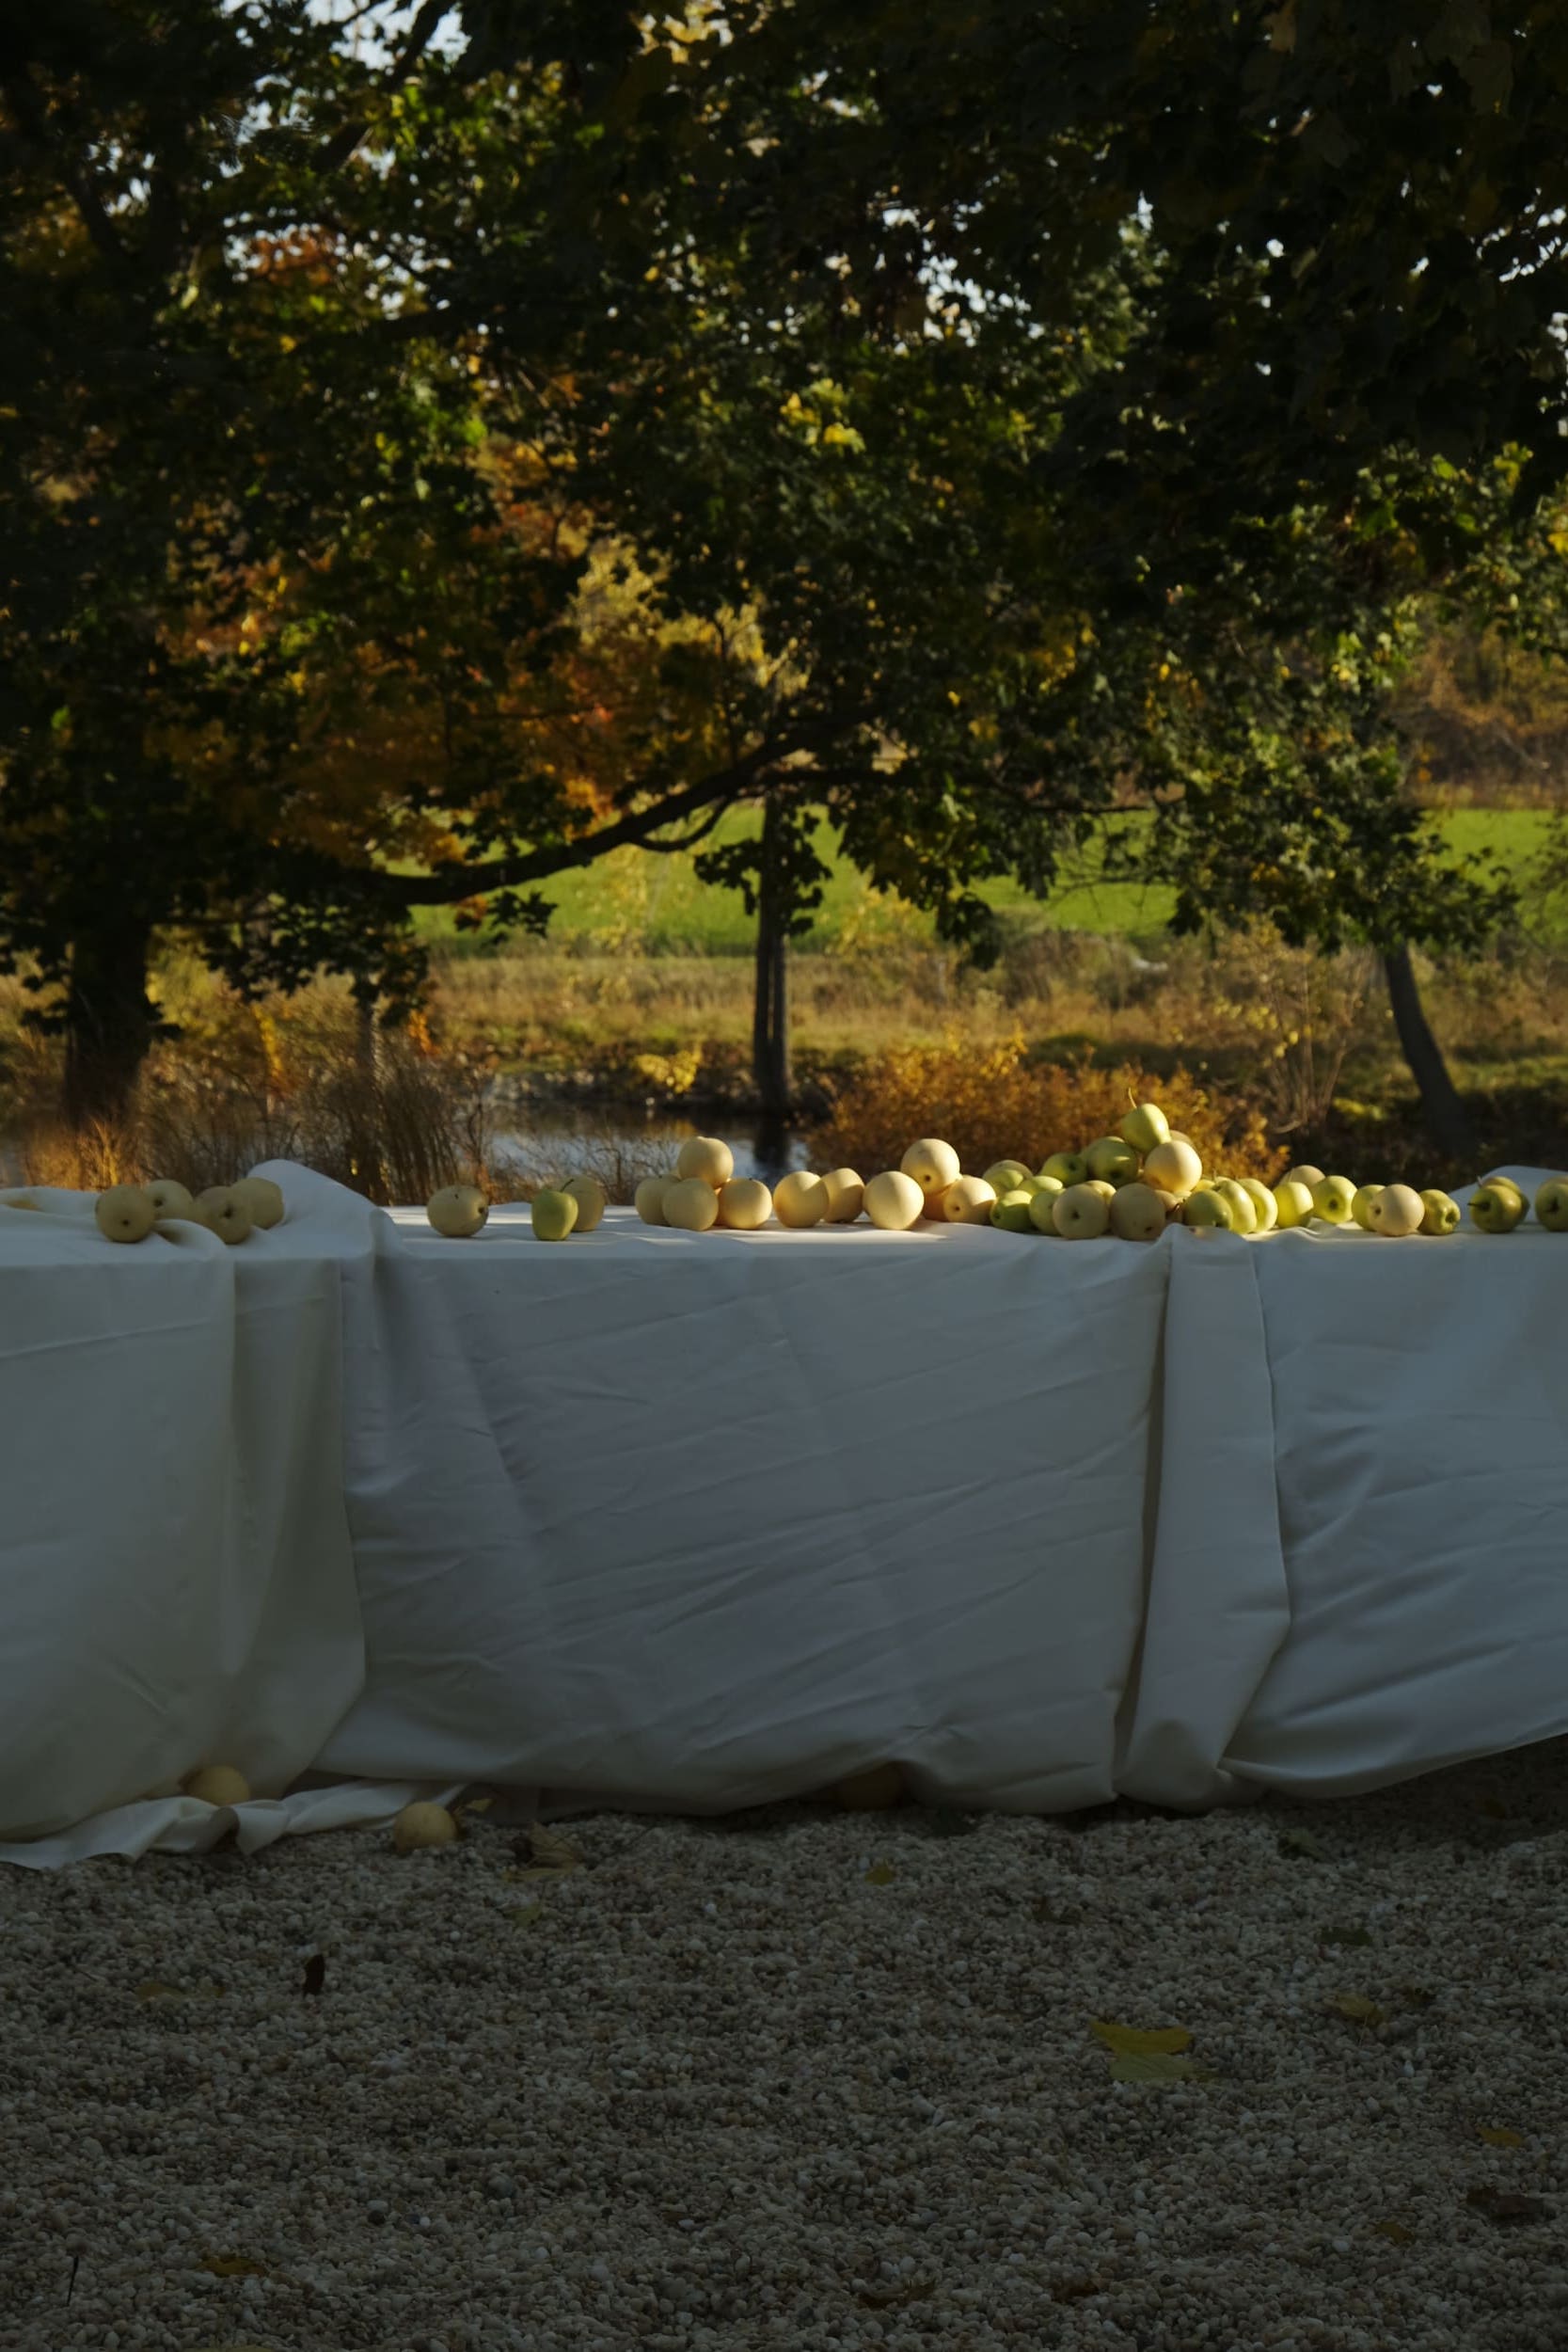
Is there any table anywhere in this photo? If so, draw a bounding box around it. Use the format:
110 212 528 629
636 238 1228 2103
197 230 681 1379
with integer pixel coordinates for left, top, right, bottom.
3 1162 1563 1869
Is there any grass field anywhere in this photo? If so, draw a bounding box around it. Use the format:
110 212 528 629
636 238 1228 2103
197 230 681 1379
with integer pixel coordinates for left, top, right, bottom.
412 807 1568 959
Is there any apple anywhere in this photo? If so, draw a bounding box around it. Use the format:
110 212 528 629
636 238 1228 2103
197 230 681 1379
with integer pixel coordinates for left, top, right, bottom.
1370 1183 1424 1236
1150 1189 1181 1219
676 1135 734 1187
1039 1151 1088 1187
1311 1175 1356 1225
718 1177 772 1229
1272 1178 1316 1229
182 1764 251 1807
1109 1182 1166 1241
1238 1177 1277 1232
634 1177 671 1226
664 1175 721 1232
1181 1188 1234 1231
562 1173 607 1232
1085 1135 1138 1184
1142 1138 1202 1199
773 1170 829 1228
1350 1184 1385 1232
1118 1101 1170 1156
232 1174 285 1230
942 1174 997 1224
864 1170 925 1231
1085 1179 1117 1201
531 1187 580 1241
1283 1164 1325 1190
146 1178 195 1222
819 1168 864 1223
198 1185 253 1245
428 1184 489 1237
1533 1176 1568 1232
1468 1182 1526 1233
392 1802 459 1853
990 1188 1037 1232
94 1184 155 1244
901 1138 961 1200
1213 1178 1258 1234
1027 1187 1064 1233
1053 1183 1111 1238
1419 1188 1461 1235
982 1159 1032 1196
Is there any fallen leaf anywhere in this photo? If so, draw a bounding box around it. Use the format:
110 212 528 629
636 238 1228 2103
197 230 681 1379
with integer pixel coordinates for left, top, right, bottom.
523 1822 584 1871
1278 1827 1330 1860
1109 2051 1212 2084
507 1902 544 1928
199 2254 268 2280
300 1953 325 1998
1328 1993 1386 2027
1466 2186 1548 2225
1052 2273 1106 2301
1090 2020 1194 2058
1479 2127 1524 2149
864 1862 896 1885
1372 2218 1416 2246
454 1793 494 1817
1321 1921 1372 1948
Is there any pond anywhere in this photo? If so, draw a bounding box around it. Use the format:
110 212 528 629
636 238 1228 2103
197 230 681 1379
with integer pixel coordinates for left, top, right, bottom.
491 1107 810 1188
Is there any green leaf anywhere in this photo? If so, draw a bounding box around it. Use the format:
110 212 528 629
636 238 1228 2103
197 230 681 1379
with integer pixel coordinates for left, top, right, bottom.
1320 1921 1372 1948
863 1861 897 1885
1109 2051 1212 2084
1090 2019 1193 2057
1327 1992 1386 2026
1278 1827 1330 1861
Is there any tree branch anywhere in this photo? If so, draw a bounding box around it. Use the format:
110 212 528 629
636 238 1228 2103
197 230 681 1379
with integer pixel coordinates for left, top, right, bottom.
1 66 131 277
316 0 457 174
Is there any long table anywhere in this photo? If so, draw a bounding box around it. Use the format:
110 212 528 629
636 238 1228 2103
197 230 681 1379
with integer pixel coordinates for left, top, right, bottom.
3 1161 1563 1868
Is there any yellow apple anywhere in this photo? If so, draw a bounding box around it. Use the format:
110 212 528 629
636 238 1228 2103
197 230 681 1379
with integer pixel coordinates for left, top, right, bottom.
1311 1175 1356 1225
146 1178 195 1222
1419 1188 1461 1235
982 1158 1032 1196
427 1184 488 1237
1053 1183 1111 1238
182 1765 251 1807
675 1136 734 1186
531 1187 579 1241
1351 1184 1385 1232
663 1175 721 1232
1468 1182 1526 1233
634 1177 671 1226
1272 1178 1316 1229
1118 1101 1170 1155
818 1168 864 1222
1213 1179 1258 1234
1370 1183 1424 1236
1283 1164 1325 1190
95 1184 155 1244
1238 1177 1277 1232
941 1174 997 1224
990 1188 1036 1232
1182 1188 1234 1231
1027 1184 1064 1233
864 1170 925 1231
1533 1176 1568 1232
900 1138 961 1200
392 1802 459 1853
562 1174 607 1232
1141 1138 1202 1198
774 1170 829 1228
1039 1151 1087 1186
717 1177 772 1229
1109 1183 1166 1241
198 1185 253 1245
1085 1136 1138 1184
232 1175 285 1229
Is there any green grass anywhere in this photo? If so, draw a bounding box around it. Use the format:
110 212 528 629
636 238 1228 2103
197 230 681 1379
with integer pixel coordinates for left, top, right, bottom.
410 805 1564 960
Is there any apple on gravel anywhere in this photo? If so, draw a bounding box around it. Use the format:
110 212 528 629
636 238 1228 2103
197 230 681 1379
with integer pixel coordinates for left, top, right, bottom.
1109 1183 1166 1241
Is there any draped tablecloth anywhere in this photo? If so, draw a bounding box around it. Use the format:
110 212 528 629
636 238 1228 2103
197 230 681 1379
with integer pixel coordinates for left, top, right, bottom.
3 1162 1564 1868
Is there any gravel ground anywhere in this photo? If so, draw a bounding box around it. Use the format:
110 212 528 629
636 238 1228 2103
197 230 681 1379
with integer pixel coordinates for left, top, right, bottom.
3 1740 1566 2352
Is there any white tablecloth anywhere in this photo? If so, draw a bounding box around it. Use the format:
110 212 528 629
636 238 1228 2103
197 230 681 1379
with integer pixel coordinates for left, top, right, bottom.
4 1162 1564 1867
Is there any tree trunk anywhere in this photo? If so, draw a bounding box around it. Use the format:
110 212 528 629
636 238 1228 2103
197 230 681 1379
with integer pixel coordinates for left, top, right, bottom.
752 799 793 1121
1382 945 1476 1162
63 922 155 1130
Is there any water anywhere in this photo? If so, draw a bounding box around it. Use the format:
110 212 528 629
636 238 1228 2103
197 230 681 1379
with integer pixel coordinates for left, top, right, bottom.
491 1109 809 1188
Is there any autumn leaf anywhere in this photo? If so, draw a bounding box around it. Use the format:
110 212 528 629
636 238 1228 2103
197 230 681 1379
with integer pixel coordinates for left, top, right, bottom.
864 1862 897 1885
1278 1827 1329 1861
1466 2186 1549 2225
1372 2218 1415 2245
199 2254 269 2280
1327 1993 1386 2027
507 1901 544 1928
523 1822 584 1872
300 1953 326 1997
1090 2020 1194 2058
1109 2051 1213 2084
1479 2127 1523 2149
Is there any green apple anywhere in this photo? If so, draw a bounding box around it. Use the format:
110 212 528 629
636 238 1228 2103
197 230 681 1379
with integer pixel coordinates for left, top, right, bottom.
901 1138 961 1200
531 1187 580 1241
94 1184 155 1244
1369 1182 1424 1236
1053 1183 1111 1238
1028 1187 1064 1234
1181 1187 1234 1231
1468 1182 1526 1233
982 1159 1032 1197
1533 1176 1568 1232
1213 1178 1259 1234
1109 1182 1166 1241
562 1173 608 1232
1311 1175 1356 1225
1238 1177 1278 1232
1350 1184 1385 1232
1419 1188 1461 1235
1039 1151 1088 1187
1118 1101 1170 1156
1283 1164 1325 1191
990 1188 1037 1233
429 1183 490 1237
1085 1136 1138 1184
1272 1178 1316 1229
1142 1138 1202 1198
1016 1172 1054 1198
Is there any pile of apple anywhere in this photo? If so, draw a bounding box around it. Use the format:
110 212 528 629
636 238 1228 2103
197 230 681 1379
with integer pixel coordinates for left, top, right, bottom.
633 1137 856 1230
91 1175 285 1246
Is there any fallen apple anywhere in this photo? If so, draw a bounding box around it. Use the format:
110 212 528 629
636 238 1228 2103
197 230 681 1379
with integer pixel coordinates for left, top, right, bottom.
392 1802 459 1853
1351 1184 1385 1232
427 1184 489 1237
95 1184 155 1244
1239 1177 1278 1232
531 1187 579 1241
634 1177 671 1226
773 1170 829 1228
901 1138 961 1201
819 1168 865 1223
1272 1178 1317 1229
718 1177 772 1229
942 1173 997 1224
1182 1188 1234 1231
990 1188 1037 1232
1534 1176 1568 1232
198 1185 253 1245
1110 1182 1166 1241
1038 1151 1088 1187
231 1174 285 1230
982 1159 1032 1197
182 1764 251 1807
1419 1188 1461 1235
676 1135 734 1187
864 1169 925 1231
562 1173 607 1232
1053 1183 1111 1238
146 1178 195 1222
1311 1175 1356 1226
1085 1135 1138 1184
1118 1101 1170 1156
664 1175 721 1232
1468 1182 1526 1233
1141 1138 1202 1199
1370 1183 1424 1236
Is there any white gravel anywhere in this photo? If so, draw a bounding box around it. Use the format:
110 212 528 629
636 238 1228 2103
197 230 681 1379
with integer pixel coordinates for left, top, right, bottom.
3 1740 1566 2352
